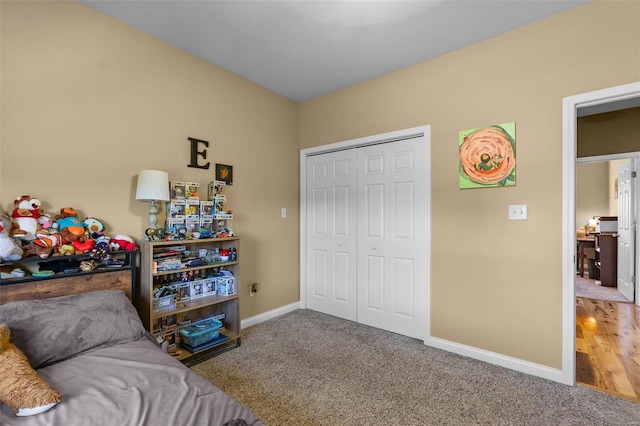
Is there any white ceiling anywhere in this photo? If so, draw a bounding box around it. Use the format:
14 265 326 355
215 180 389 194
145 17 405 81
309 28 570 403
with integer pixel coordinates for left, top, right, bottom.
81 0 590 103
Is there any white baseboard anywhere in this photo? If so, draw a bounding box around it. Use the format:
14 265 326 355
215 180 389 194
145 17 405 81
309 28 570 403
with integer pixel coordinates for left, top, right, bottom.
240 301 301 329
428 337 564 384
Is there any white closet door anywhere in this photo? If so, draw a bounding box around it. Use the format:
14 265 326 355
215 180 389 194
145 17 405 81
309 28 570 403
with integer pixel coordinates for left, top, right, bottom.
306 150 358 321
356 137 427 339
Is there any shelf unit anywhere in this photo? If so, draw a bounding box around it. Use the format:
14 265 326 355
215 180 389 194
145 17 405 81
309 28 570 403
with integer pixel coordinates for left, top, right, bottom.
137 237 240 366
595 233 618 287
0 250 137 304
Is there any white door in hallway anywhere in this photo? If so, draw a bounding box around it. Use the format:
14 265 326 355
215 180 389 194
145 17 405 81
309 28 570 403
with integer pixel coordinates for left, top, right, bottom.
306 149 358 321
617 160 635 302
356 138 427 339
305 133 428 340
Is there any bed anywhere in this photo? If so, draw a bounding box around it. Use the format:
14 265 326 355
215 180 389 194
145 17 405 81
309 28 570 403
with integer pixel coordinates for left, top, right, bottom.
0 286 262 425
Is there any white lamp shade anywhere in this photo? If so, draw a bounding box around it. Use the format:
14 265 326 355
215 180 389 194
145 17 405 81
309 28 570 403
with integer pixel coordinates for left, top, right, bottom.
135 170 170 202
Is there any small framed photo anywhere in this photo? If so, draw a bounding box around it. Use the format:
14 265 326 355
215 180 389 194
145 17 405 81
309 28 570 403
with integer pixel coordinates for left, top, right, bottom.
215 164 233 186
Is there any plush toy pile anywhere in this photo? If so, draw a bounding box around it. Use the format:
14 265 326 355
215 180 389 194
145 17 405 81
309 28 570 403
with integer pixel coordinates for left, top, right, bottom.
0 195 135 263
0 323 61 416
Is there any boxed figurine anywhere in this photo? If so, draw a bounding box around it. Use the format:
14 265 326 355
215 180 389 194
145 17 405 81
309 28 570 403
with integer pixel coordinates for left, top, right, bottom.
170 181 186 199
186 182 200 200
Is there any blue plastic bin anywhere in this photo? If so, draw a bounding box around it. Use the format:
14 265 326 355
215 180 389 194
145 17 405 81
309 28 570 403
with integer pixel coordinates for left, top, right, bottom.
179 319 222 347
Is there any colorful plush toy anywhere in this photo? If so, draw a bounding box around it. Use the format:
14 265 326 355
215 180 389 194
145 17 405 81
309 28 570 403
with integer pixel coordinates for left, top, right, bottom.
0 214 23 262
58 245 75 256
84 217 105 238
71 239 95 255
21 242 54 259
109 234 135 251
11 195 43 240
55 208 85 243
0 323 61 416
37 214 55 232
27 232 64 259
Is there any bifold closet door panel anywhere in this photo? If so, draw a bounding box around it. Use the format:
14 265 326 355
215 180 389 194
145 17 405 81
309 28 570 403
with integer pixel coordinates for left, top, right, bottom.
306 149 358 321
356 137 427 340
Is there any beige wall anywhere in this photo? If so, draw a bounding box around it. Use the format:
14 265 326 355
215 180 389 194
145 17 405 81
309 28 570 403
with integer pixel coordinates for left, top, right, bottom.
0 1 300 319
299 1 640 368
576 162 609 226
3 0 640 370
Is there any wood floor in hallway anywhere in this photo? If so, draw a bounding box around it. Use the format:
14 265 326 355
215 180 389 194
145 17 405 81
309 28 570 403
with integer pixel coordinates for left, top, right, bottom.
576 297 640 402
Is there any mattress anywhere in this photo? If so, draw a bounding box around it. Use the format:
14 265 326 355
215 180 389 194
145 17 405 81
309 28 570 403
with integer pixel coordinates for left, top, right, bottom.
0 338 262 426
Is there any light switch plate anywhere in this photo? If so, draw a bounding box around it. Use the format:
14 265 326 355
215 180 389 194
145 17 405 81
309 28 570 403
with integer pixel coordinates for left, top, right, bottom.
509 204 528 220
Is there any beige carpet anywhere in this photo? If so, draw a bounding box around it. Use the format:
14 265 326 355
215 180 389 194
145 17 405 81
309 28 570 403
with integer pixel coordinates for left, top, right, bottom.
576 275 631 303
191 309 640 425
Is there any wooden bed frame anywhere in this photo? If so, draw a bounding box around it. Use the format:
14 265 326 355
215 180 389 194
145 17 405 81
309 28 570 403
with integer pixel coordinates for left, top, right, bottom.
0 270 133 305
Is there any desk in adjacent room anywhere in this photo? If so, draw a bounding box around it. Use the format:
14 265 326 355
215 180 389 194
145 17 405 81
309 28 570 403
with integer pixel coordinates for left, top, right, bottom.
577 237 595 277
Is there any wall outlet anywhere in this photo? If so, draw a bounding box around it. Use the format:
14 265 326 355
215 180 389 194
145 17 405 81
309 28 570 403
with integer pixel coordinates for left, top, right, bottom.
249 283 258 297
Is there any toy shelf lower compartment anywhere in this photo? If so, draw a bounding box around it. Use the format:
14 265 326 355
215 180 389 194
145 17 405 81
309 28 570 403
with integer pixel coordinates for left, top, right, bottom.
173 330 241 366
151 293 238 320
174 330 240 359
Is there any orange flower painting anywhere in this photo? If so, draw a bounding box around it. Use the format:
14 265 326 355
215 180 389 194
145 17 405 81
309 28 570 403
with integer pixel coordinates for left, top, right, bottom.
459 122 516 189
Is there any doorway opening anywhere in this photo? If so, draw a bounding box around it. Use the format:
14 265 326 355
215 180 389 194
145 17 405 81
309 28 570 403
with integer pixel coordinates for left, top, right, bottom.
562 82 640 389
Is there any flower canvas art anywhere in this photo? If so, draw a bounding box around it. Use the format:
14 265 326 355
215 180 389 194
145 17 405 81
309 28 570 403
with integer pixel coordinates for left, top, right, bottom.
458 122 516 189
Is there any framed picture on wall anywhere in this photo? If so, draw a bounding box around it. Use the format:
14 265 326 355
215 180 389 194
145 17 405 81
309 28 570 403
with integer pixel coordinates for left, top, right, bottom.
215 164 233 186
458 121 516 189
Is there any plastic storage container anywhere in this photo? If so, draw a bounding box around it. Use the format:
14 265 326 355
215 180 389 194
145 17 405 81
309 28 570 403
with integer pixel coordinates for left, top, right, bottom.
153 294 177 313
179 319 222 347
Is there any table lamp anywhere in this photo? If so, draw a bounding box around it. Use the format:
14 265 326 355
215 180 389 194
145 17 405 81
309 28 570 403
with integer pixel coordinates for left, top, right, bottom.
135 170 170 230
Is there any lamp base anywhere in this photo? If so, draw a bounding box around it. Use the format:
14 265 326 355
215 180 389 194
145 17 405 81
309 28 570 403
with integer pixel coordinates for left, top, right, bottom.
147 200 160 230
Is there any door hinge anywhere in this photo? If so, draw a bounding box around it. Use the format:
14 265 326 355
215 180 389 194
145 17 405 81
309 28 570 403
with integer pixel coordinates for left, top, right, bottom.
632 171 637 178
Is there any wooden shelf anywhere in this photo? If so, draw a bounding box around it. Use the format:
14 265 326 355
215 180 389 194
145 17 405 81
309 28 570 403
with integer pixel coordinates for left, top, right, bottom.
153 261 238 276
0 250 137 303
151 293 238 320
137 238 240 366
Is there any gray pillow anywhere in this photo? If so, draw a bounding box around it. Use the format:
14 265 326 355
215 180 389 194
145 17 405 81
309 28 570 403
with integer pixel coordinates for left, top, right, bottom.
0 290 145 369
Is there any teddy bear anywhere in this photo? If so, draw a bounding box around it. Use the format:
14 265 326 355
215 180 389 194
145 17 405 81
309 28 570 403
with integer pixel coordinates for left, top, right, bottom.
0 214 23 262
11 195 43 241
0 323 61 416
55 207 85 243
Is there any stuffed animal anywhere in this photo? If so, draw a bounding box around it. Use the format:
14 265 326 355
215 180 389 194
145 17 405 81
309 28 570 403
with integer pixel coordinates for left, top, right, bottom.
0 323 60 416
21 242 54 259
37 214 55 232
55 208 85 243
26 232 63 259
71 239 95 255
11 195 43 240
88 240 110 260
84 217 105 238
109 234 135 251
0 214 23 262
58 245 75 256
